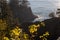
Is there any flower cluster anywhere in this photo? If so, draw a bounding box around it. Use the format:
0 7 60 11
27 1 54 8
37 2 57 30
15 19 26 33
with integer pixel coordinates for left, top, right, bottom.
1 21 50 40
3 26 31 40
39 31 50 40
10 26 22 37
29 24 40 34
3 37 9 40
3 26 22 40
23 33 30 40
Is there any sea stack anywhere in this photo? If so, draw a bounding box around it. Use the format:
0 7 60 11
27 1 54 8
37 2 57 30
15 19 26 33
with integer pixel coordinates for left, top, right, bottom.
9 0 38 23
56 8 60 17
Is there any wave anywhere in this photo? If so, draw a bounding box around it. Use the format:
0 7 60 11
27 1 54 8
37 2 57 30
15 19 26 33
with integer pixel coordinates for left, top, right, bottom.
33 14 51 22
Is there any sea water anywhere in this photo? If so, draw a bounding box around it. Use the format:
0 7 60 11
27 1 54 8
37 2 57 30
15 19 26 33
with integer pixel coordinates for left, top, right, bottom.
7 0 60 21
28 0 60 21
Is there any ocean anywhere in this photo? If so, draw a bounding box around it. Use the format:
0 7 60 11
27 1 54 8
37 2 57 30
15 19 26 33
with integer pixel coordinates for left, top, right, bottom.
28 0 60 21
7 0 60 21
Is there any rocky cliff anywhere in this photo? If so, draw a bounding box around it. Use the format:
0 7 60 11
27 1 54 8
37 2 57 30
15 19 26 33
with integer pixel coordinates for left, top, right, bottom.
9 0 37 23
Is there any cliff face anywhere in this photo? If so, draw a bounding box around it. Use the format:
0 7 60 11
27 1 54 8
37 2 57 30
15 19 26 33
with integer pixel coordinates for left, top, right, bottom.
9 0 37 23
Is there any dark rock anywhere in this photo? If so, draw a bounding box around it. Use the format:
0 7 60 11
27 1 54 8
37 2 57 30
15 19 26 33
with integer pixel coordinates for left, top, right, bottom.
9 0 38 23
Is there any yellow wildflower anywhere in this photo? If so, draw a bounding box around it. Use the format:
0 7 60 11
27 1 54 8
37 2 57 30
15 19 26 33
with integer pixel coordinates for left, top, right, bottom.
39 31 50 39
23 33 29 39
34 27 37 32
10 27 22 36
39 36 47 40
29 28 35 33
39 36 44 38
43 34 46 37
29 24 40 34
45 31 50 36
10 38 20 40
3 37 9 40
41 22 45 27
43 37 47 40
